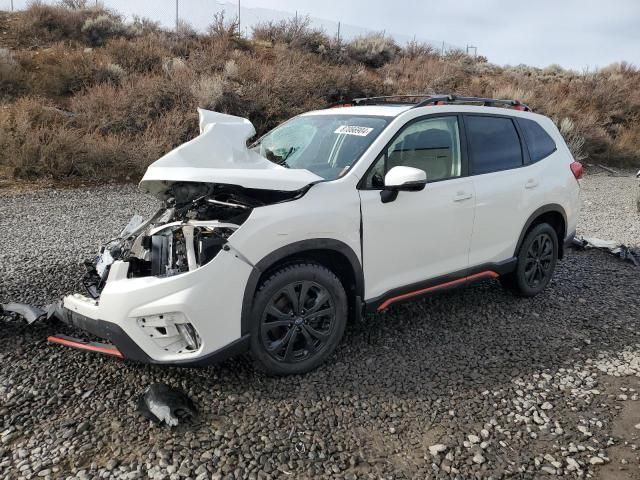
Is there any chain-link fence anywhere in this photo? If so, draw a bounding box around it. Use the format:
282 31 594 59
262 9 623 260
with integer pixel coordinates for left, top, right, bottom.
0 0 462 52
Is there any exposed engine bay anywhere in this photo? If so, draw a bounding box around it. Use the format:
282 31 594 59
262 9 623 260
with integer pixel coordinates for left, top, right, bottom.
82 181 305 299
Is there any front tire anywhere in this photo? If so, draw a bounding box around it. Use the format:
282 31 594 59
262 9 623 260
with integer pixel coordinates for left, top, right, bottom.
501 223 558 297
250 262 347 375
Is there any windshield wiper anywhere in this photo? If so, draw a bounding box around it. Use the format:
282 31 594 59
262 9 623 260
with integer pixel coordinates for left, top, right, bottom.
281 146 297 163
263 146 297 168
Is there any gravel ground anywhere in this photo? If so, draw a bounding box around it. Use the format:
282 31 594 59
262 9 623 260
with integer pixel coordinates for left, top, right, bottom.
1 172 639 480
578 170 640 246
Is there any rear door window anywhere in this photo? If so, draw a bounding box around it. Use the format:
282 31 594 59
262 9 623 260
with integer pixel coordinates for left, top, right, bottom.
465 115 523 175
517 118 557 162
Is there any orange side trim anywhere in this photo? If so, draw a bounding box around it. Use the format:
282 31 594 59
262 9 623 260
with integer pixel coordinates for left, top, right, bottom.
377 271 499 311
47 335 124 359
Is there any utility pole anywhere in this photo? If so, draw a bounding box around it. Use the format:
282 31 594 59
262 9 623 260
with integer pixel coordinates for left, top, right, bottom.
11 0 14 11
466 44 477 57
441 41 445 56
336 21 341 44
238 0 241 37
175 0 179 31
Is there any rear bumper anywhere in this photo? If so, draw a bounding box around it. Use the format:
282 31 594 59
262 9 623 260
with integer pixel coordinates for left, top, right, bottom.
52 306 249 366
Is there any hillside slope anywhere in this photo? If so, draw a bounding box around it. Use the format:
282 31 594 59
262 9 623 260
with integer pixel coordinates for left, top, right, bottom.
0 4 638 183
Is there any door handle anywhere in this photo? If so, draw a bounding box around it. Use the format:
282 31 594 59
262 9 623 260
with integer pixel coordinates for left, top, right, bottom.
525 179 539 189
453 192 473 202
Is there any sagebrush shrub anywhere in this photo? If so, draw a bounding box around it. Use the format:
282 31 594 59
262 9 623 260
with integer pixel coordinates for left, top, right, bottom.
71 71 196 135
252 16 331 54
15 2 88 44
128 16 162 37
0 48 30 99
82 13 128 46
346 33 400 68
105 35 170 74
190 74 228 110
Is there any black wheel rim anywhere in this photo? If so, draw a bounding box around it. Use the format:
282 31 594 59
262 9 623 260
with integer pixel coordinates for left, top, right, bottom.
261 281 336 363
524 232 554 288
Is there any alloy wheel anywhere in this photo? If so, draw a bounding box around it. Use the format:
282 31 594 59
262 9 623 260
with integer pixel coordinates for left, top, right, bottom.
524 232 554 288
260 281 336 363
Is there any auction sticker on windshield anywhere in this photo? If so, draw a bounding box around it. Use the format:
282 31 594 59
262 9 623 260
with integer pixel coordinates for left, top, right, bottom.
334 125 374 136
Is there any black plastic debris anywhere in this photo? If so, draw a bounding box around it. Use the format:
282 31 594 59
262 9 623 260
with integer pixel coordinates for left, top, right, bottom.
0 301 65 324
136 384 197 427
0 303 46 324
571 236 640 267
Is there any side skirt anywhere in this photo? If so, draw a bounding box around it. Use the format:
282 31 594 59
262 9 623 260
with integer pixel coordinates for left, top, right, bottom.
365 258 517 313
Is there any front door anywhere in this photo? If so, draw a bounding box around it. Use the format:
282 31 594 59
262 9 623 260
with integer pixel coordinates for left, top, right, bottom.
358 115 475 301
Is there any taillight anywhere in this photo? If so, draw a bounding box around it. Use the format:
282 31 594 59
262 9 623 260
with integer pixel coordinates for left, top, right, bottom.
570 161 583 180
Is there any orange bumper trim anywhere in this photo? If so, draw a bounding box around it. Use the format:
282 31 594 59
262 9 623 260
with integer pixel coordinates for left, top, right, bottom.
47 335 124 359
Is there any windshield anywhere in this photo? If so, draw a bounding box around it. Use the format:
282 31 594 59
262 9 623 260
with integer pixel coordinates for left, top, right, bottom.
251 114 391 180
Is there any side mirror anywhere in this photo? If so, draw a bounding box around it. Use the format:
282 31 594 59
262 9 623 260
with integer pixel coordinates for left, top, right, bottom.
381 166 427 203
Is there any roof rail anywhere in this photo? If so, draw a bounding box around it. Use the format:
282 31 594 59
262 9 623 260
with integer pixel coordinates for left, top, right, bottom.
351 95 436 106
335 94 531 112
413 95 531 111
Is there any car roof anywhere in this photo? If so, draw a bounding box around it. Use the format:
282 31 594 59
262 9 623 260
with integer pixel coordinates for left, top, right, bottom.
302 104 544 120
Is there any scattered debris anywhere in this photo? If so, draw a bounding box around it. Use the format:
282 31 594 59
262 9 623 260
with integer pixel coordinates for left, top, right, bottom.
0 301 64 324
136 384 197 427
571 236 640 267
0 303 46 324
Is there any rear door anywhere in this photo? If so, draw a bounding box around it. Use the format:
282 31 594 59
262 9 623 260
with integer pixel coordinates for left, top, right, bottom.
516 117 559 214
359 115 476 301
464 114 529 266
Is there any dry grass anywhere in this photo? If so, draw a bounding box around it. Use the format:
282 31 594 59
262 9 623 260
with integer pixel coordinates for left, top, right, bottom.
0 4 638 183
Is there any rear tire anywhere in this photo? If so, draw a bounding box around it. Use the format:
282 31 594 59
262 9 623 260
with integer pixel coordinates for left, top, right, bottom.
501 223 558 297
250 262 347 375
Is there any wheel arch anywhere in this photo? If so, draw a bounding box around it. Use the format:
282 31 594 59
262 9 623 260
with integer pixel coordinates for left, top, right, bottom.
514 204 567 259
240 239 364 335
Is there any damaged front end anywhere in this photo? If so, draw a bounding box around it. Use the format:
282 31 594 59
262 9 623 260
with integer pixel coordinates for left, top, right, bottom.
2 109 322 365
82 182 284 300
58 180 308 361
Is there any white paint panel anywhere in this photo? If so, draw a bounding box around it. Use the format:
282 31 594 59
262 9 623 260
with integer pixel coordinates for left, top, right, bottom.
360 177 475 299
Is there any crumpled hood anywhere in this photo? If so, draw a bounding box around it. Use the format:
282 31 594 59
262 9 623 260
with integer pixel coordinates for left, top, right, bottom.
139 109 323 198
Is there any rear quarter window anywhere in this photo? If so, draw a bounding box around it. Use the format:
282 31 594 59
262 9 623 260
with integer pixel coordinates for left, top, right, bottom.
517 118 557 162
465 115 523 175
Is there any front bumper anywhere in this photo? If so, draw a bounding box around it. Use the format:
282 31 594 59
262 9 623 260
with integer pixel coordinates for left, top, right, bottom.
51 306 249 366
56 248 253 365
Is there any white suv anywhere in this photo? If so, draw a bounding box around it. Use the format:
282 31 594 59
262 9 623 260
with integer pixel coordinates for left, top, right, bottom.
51 95 582 375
